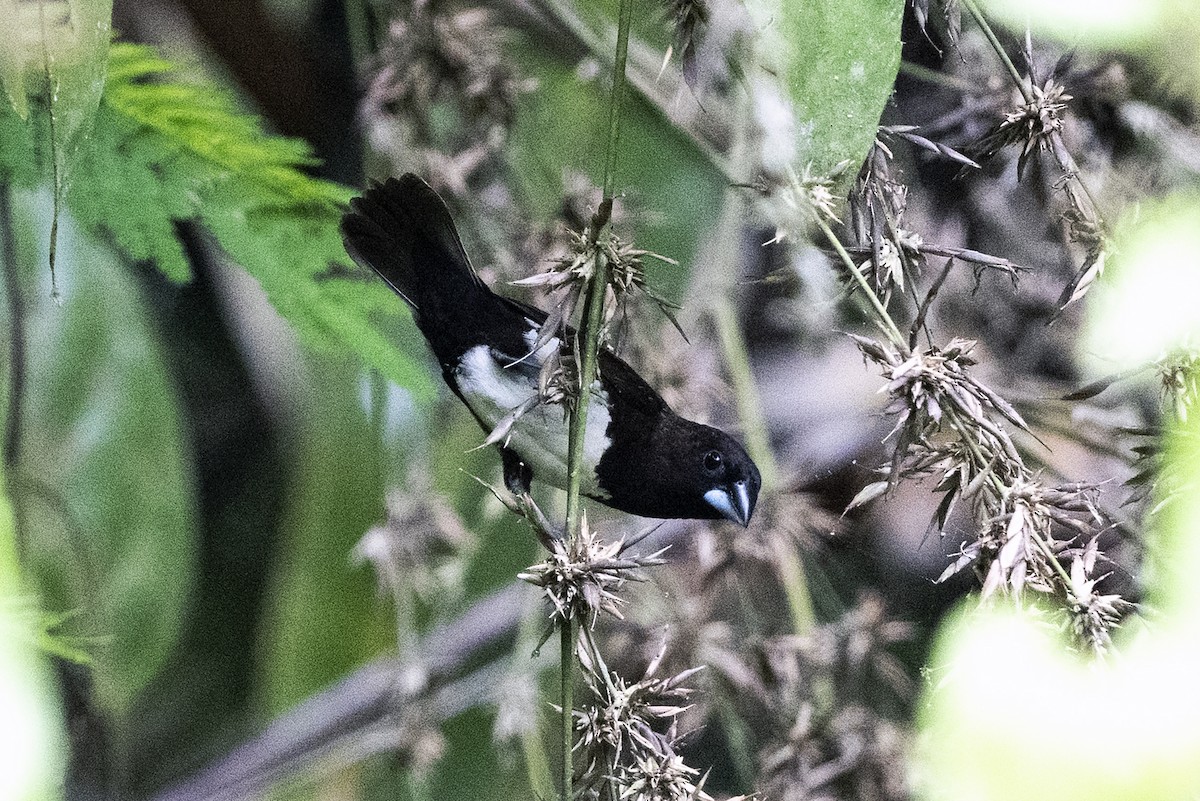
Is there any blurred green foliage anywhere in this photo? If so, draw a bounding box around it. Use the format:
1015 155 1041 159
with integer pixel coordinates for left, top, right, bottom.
745 0 905 183
19 211 197 719
0 467 68 801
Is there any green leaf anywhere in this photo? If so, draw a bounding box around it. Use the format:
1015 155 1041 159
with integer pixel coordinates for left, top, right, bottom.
0 95 39 185
0 1 112 151
19 206 197 718
0 471 73 801
747 0 905 181
61 42 436 399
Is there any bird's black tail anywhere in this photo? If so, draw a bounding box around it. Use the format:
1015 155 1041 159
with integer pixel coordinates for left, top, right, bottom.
341 174 485 314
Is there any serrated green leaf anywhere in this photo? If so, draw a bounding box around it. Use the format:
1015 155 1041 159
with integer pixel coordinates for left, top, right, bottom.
57 42 437 399
747 0 905 182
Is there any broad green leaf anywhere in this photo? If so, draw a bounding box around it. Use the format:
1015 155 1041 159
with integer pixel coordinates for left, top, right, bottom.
746 0 905 182
18 204 197 718
0 0 113 289
0 91 45 186
0 0 32 118
0 0 112 139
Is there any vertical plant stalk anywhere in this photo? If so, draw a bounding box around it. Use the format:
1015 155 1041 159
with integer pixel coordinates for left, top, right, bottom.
0 183 26 558
713 295 814 634
814 216 908 352
959 0 1029 98
558 1 635 798
1 184 26 474
961 0 1106 275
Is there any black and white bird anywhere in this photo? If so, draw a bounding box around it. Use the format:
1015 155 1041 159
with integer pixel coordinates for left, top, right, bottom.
341 174 761 526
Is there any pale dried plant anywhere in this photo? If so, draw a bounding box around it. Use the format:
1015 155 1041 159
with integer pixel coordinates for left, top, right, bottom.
362 0 525 194
845 332 1128 653
751 597 913 801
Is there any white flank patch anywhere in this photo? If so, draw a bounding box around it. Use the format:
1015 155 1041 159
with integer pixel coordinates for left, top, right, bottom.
455 341 612 496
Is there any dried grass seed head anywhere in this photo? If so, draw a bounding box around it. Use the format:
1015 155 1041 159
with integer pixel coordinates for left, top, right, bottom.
753 598 913 801
354 475 476 602
973 78 1073 179
1158 348 1200 421
575 644 713 800
363 2 526 192
519 517 668 631
370 3 519 135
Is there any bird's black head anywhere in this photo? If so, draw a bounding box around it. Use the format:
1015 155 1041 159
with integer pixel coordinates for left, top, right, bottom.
690 427 762 527
596 419 762 526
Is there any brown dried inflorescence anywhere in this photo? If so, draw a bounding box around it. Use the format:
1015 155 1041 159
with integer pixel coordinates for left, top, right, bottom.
753 597 913 801
848 333 1131 653
363 1 524 193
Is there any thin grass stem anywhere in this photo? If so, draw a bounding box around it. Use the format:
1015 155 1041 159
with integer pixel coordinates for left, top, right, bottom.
960 0 1032 102
559 1 636 798
813 216 908 352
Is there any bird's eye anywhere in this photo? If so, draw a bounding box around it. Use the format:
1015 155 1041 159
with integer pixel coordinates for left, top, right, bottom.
703 450 723 473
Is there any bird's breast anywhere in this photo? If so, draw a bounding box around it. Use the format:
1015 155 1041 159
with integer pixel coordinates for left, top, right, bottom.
453 344 613 498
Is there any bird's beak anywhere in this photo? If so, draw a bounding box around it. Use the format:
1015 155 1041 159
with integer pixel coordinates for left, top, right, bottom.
703 480 755 528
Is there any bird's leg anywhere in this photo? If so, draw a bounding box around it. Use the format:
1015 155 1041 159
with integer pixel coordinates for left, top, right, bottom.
501 447 533 496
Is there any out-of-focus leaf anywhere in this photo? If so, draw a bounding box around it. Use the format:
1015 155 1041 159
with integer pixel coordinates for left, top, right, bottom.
745 0 905 183
0 603 68 801
984 0 1200 106
0 0 113 285
0 90 42 185
257 353 391 714
0 0 112 147
1083 193 1200 372
19 205 197 719
64 43 437 399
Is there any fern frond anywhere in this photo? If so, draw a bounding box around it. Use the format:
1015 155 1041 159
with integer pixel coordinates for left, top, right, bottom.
1 42 434 398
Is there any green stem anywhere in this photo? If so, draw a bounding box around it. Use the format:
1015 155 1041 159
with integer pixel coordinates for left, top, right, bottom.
960 0 1032 102
0 183 26 561
559 2 635 799
814 217 908 352
712 296 776 490
563 244 609 538
518 593 555 799
1 184 24 474
713 296 814 634
559 616 576 800
600 0 634 200
530 0 734 183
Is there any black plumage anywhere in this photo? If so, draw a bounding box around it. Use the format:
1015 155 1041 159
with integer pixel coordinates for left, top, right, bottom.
341 174 761 525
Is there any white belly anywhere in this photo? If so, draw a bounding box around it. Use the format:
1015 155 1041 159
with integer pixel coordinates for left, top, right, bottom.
454 344 612 496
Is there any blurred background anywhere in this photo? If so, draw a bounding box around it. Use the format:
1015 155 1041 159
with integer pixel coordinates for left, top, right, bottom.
4 0 1200 799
